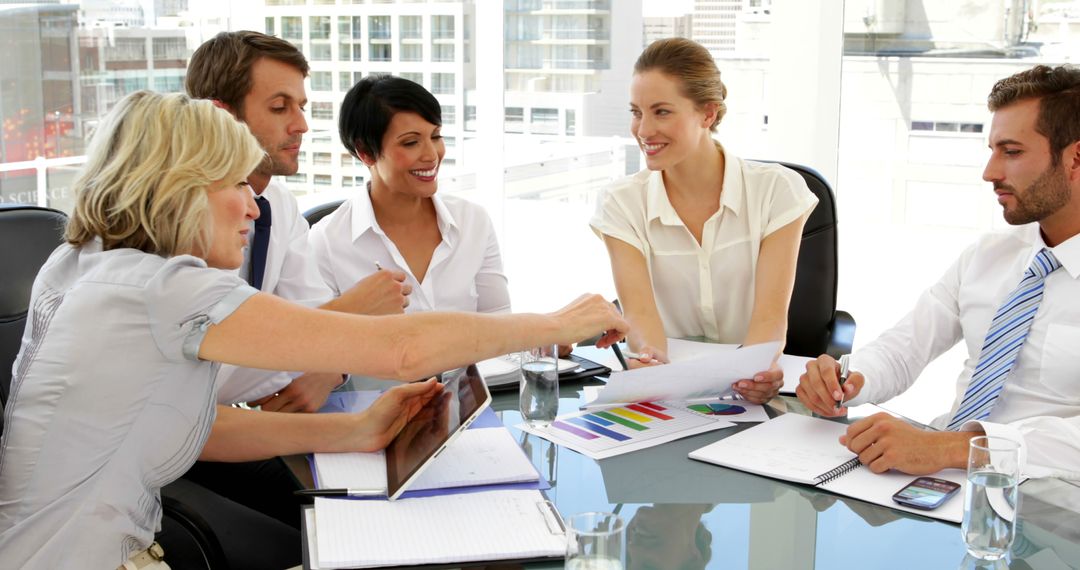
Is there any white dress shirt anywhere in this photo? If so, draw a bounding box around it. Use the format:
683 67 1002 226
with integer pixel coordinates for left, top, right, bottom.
0 242 257 569
590 151 818 343
309 189 510 314
848 224 1080 479
216 178 335 404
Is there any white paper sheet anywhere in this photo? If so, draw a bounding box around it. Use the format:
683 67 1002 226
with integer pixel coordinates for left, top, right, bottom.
665 338 812 395
587 341 781 406
778 354 813 394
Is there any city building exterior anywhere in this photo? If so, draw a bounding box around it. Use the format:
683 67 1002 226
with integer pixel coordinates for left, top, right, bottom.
261 0 472 196
503 0 641 139
691 0 743 55
643 13 692 48
0 3 80 204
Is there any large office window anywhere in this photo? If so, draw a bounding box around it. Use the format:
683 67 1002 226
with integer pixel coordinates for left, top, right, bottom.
5 0 1075 427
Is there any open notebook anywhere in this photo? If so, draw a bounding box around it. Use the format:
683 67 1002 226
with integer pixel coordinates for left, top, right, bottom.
308 489 565 568
688 413 969 523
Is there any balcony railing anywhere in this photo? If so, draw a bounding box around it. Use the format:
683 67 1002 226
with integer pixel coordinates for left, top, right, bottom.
540 28 608 40
541 58 606 69
0 155 86 209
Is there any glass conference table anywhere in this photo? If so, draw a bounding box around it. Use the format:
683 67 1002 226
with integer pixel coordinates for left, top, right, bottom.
307 355 1080 570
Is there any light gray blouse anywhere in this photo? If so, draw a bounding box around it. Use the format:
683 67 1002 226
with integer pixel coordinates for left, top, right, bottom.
0 240 257 569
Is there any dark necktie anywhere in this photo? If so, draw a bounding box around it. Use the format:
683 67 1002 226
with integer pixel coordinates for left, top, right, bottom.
249 196 272 291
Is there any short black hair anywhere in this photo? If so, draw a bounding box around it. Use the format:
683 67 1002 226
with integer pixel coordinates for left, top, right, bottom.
339 75 442 160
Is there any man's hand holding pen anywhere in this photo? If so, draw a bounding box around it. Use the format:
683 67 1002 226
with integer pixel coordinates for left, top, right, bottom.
796 354 865 417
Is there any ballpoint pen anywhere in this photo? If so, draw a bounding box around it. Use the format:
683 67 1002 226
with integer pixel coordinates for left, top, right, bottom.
610 343 630 371
836 354 851 410
294 488 376 498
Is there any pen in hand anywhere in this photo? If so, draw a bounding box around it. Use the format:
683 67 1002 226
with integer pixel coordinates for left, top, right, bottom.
610 343 630 371
836 354 851 410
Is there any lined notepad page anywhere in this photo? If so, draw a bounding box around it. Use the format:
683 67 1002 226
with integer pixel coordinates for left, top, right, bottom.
314 489 566 568
314 427 538 492
689 413 856 485
314 449 387 492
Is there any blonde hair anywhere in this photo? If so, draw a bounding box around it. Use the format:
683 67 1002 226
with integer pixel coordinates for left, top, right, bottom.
635 38 728 131
66 91 265 257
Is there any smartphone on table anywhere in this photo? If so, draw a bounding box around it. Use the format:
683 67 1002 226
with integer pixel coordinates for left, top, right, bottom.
892 477 962 510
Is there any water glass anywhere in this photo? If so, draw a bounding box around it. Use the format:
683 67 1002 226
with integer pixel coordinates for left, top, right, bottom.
519 345 559 427
566 512 625 570
962 436 1021 561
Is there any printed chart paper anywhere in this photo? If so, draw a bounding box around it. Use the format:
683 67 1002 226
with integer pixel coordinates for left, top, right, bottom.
519 401 735 459
587 341 780 406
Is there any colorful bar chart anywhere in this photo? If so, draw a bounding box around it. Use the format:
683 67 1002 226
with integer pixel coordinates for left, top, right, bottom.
521 401 736 460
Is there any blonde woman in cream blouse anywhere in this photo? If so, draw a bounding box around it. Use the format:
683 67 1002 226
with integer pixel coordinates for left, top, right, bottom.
591 38 818 403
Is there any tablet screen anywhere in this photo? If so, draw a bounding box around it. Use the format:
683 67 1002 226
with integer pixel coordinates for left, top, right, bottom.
385 364 491 499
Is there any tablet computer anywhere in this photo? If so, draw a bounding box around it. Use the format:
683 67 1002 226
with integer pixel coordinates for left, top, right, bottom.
385 364 492 500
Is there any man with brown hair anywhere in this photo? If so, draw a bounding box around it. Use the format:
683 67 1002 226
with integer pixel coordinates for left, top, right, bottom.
798 64 1080 479
160 31 412 567
186 31 412 410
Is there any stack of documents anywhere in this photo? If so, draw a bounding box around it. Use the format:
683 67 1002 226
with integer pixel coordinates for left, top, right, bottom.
307 489 566 568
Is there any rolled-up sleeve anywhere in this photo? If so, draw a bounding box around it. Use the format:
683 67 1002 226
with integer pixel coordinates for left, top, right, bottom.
762 168 819 238
145 256 258 363
589 184 648 256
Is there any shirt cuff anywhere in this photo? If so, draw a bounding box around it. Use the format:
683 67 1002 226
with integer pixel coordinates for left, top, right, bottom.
963 420 1034 479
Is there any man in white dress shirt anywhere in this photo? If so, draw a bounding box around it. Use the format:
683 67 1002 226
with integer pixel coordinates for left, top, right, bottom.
798 64 1080 479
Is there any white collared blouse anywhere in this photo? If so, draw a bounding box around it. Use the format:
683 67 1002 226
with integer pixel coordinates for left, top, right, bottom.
590 152 818 343
309 189 511 315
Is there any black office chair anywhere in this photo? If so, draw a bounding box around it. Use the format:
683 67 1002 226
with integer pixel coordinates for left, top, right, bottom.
0 203 226 569
756 161 856 358
0 204 68 429
303 199 345 227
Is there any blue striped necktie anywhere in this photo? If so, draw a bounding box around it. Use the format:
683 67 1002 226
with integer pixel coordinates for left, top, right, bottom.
948 248 1061 430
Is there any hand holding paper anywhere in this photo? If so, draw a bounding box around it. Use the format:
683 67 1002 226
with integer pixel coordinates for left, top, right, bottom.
586 341 781 407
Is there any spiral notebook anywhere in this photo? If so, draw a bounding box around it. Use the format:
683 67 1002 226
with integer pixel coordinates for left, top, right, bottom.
688 413 967 523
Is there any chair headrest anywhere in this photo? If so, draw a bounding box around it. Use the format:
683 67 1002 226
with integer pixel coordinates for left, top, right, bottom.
0 205 68 319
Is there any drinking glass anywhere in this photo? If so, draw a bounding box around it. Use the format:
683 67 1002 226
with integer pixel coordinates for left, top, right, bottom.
519 344 559 427
566 512 625 570
962 436 1021 561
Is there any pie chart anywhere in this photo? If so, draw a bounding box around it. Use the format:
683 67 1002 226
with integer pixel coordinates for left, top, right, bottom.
689 403 746 416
